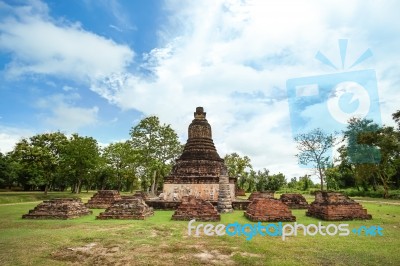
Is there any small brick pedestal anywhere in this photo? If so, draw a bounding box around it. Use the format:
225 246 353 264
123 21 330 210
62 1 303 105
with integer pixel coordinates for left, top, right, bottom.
22 198 92 219
306 191 372 221
97 198 154 220
248 191 274 201
86 190 122 209
280 193 309 209
172 196 220 221
244 198 296 222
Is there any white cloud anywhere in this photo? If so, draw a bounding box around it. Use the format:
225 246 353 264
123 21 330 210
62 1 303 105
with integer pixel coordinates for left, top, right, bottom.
0 0 134 82
36 93 99 132
0 126 34 153
96 0 399 179
1 0 400 180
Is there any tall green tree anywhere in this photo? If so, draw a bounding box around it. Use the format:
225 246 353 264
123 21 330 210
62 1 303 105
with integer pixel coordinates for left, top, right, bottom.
393 110 400 130
102 141 139 191
0 152 17 189
62 134 100 194
342 118 381 191
224 152 252 190
11 132 67 194
357 126 400 198
129 116 182 194
294 128 335 190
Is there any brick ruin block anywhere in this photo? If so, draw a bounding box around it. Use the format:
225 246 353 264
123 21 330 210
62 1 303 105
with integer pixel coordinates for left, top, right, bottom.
97 198 154 220
306 191 372 221
248 191 275 201
86 190 122 209
171 195 220 222
22 198 92 219
244 198 296 222
280 193 309 209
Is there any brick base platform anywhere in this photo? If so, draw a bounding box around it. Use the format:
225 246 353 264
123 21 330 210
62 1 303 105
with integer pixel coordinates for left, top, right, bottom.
22 198 92 219
97 198 154 220
306 191 372 221
244 198 296 222
171 196 220 221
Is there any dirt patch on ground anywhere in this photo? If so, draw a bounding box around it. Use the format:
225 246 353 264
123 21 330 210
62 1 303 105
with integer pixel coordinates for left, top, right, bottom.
194 250 235 265
51 241 259 265
51 242 127 266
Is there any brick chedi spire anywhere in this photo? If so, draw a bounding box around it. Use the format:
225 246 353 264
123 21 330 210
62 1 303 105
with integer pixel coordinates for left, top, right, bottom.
163 107 233 201
165 107 226 184
179 107 223 161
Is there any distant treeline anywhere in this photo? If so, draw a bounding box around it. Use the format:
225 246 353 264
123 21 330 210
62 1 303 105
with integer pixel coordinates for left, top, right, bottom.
1 111 399 198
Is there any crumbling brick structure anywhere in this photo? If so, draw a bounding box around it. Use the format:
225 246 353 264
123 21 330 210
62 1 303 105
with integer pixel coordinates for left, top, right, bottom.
86 190 122 209
280 193 309 209
22 198 92 219
245 198 296 222
97 198 154 220
306 191 372 220
248 191 274 201
171 195 220 221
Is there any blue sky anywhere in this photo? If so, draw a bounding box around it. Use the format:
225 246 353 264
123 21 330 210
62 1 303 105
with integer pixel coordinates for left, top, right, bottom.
1 0 399 179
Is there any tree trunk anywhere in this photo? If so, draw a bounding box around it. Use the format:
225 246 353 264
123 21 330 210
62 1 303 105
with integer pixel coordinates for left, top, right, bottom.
44 184 48 195
150 170 157 195
78 179 82 194
318 167 324 191
378 172 389 199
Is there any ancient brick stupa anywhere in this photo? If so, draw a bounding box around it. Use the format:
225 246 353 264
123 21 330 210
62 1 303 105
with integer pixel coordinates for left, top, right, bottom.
172 195 220 221
163 107 235 201
280 193 309 209
97 198 154 220
86 190 122 209
306 191 372 221
22 198 92 219
245 198 296 222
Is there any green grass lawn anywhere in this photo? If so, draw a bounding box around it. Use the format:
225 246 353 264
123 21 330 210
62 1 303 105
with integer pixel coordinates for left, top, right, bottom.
0 193 399 265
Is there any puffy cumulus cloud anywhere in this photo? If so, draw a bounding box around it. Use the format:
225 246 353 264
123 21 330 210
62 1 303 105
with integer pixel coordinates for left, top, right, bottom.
2 0 400 179
88 0 382 176
36 93 99 132
0 0 134 82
